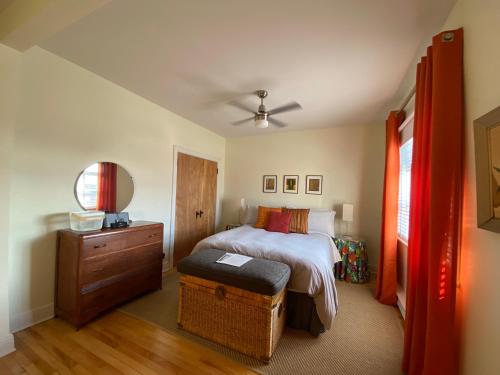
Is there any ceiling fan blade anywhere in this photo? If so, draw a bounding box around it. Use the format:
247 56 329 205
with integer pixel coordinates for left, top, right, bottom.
228 100 255 114
231 117 254 126
269 117 288 128
268 101 302 116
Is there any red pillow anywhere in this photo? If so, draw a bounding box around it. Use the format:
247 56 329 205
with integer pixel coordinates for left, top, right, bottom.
266 211 292 233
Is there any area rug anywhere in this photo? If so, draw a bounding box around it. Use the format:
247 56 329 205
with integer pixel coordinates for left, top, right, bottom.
120 272 404 375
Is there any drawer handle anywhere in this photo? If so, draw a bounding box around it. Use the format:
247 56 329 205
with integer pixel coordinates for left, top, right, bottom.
93 244 107 249
215 286 226 300
92 268 104 273
148 233 160 238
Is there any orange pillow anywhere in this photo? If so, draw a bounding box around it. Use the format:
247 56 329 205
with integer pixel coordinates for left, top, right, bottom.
255 206 282 228
283 208 310 234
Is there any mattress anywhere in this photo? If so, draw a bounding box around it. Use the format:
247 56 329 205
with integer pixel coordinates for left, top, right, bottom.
192 225 341 329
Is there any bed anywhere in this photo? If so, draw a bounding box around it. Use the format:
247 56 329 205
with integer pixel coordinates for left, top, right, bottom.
192 224 342 335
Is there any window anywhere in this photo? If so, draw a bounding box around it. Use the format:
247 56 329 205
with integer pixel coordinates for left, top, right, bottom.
398 138 413 242
75 163 99 209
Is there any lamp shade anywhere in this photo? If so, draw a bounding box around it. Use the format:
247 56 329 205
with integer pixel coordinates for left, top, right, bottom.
342 203 354 222
255 118 269 128
239 198 249 224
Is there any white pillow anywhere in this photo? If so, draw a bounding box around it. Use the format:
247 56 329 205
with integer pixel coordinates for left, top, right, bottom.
308 209 336 237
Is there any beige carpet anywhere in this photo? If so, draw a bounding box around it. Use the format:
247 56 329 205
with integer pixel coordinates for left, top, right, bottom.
120 273 404 375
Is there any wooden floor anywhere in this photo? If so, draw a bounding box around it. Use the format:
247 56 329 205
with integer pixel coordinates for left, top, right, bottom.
0 311 256 375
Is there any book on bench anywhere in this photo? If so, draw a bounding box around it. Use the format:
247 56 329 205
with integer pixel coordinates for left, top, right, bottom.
216 253 252 267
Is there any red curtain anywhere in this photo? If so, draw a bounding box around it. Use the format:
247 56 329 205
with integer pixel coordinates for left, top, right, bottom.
376 111 405 305
97 162 117 212
403 28 463 375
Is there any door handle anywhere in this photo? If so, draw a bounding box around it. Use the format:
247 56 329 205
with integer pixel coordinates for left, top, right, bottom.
199 210 204 218
195 211 200 218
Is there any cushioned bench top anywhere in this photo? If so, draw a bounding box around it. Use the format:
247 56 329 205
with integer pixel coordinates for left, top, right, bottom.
177 249 291 296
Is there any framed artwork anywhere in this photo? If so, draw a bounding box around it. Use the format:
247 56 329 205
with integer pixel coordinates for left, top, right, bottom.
283 175 299 194
306 175 323 195
474 105 500 233
263 175 277 193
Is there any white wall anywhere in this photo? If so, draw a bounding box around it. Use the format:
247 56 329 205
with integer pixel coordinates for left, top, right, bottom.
451 1 500 373
6 46 226 333
394 1 500 373
0 44 19 356
223 124 385 269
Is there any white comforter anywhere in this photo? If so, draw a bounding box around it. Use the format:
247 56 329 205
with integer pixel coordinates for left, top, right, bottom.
192 225 341 329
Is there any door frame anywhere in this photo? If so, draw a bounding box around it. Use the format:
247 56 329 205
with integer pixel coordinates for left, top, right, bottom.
168 145 221 270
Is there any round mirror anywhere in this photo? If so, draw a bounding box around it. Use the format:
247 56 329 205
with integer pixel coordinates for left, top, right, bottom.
75 162 134 212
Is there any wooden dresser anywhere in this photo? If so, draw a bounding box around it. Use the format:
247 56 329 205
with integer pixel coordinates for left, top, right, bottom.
56 221 164 328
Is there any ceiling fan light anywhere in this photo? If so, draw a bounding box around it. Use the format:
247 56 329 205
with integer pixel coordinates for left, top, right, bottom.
255 118 269 129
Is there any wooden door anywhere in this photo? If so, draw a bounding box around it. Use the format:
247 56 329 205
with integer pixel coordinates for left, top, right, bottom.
173 153 217 265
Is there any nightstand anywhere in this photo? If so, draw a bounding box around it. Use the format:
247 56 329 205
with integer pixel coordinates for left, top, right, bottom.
333 235 370 283
225 224 241 230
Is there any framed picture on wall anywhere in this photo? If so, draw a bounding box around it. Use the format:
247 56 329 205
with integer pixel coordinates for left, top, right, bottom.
283 175 299 194
305 175 323 195
263 175 277 193
474 105 500 233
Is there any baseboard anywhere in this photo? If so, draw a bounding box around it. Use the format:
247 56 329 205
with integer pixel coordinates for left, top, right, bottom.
396 295 406 318
162 258 170 273
10 303 54 333
0 333 15 358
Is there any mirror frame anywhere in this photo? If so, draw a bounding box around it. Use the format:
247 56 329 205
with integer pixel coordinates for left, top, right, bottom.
74 162 134 212
474 105 500 233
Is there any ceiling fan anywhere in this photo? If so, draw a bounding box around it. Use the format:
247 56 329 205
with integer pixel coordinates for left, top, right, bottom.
229 90 302 129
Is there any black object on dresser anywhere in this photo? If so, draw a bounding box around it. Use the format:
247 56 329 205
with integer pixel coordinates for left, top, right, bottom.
56 221 164 328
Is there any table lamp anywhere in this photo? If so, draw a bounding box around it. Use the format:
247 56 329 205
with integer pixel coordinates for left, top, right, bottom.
239 198 249 224
342 203 354 237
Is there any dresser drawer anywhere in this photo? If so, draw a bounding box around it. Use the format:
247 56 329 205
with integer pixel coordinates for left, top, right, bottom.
56 222 164 328
82 226 163 259
80 243 162 287
79 265 161 319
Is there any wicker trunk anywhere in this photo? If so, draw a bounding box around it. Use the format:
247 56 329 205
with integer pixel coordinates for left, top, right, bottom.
178 274 286 362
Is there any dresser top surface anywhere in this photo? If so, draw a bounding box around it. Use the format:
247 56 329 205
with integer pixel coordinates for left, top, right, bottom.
59 221 163 238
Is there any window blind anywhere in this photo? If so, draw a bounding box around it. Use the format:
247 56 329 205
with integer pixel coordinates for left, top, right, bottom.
398 139 413 242
76 163 98 209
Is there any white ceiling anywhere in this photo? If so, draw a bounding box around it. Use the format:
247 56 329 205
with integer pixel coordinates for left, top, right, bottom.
40 0 455 137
